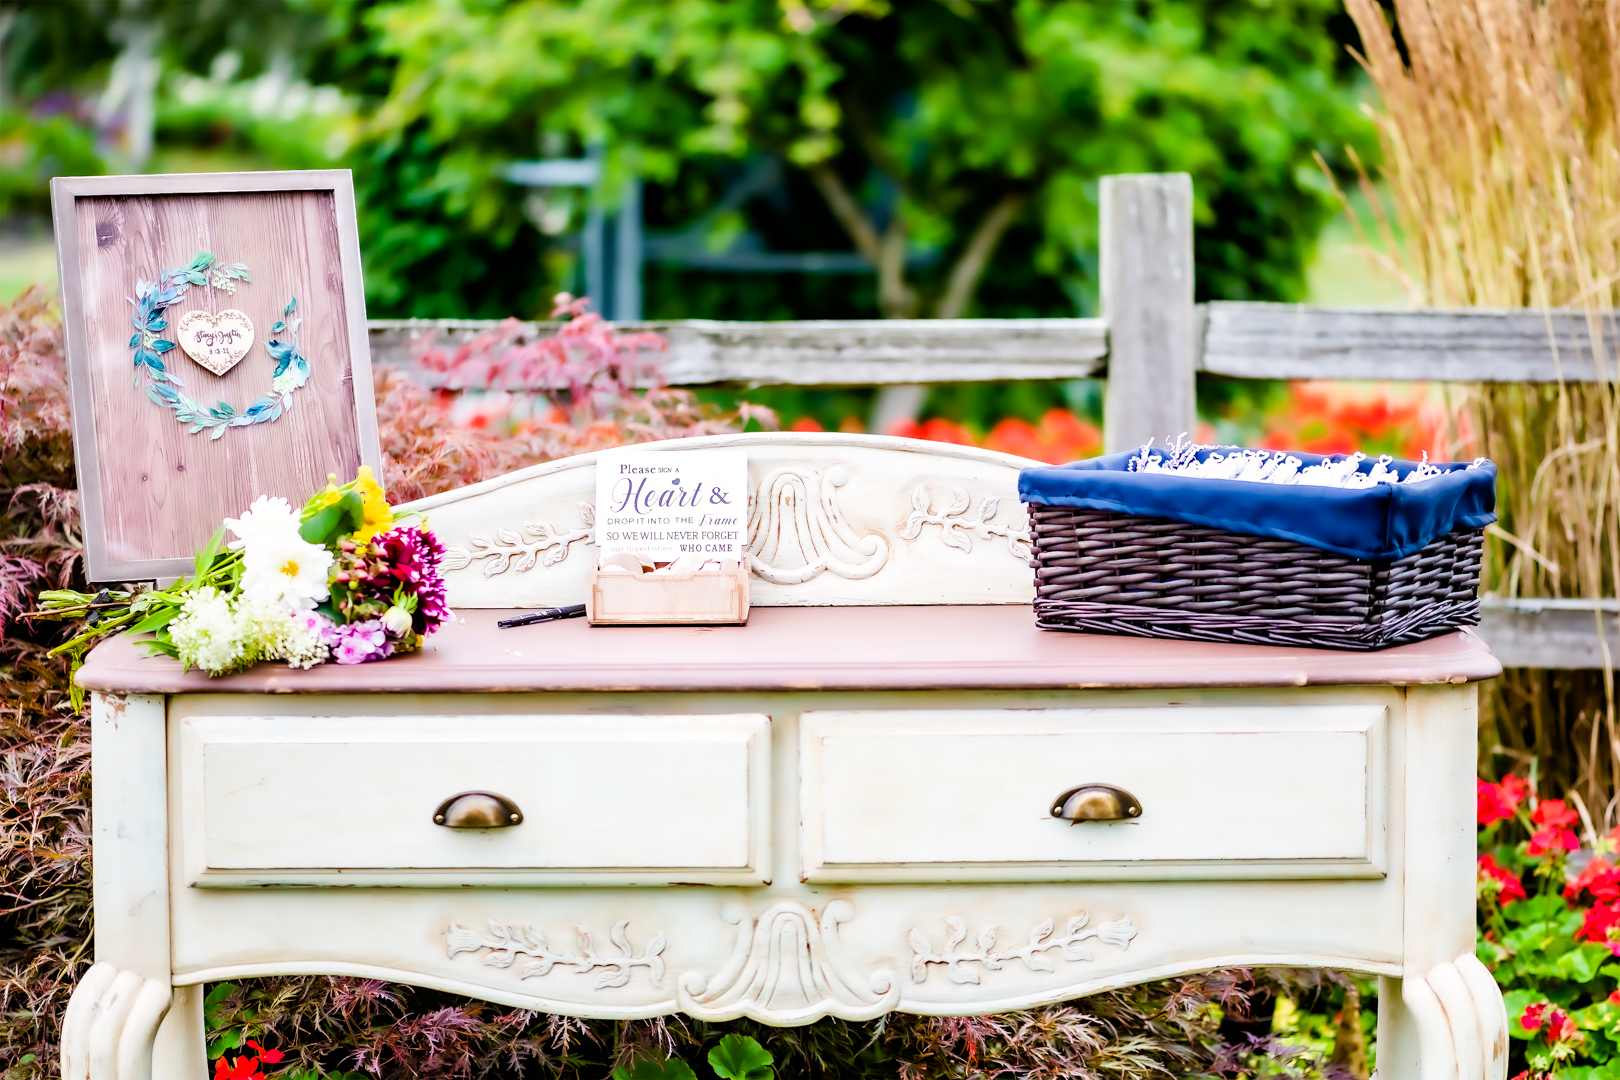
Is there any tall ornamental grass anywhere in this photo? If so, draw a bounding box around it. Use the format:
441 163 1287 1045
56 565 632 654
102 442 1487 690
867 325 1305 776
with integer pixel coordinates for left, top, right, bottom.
1347 0 1620 819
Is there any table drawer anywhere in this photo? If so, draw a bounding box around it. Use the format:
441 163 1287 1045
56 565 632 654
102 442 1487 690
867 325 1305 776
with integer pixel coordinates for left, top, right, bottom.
176 713 770 887
800 706 1387 882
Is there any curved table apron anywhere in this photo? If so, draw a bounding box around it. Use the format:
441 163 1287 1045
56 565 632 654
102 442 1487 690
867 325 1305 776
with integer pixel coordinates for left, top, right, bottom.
70 607 1505 1080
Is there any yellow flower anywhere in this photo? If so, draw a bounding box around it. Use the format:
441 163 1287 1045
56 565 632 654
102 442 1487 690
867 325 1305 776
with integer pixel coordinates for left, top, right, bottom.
351 465 394 544
301 466 394 545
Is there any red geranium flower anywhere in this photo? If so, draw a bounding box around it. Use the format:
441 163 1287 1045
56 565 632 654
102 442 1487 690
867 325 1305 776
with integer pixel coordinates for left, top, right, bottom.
1521 1002 1582 1043
1576 902 1620 955
1567 857 1620 904
1479 854 1528 903
1529 825 1581 858
1479 776 1530 826
1534 798 1580 828
245 1041 284 1065
1527 798 1582 857
214 1055 264 1080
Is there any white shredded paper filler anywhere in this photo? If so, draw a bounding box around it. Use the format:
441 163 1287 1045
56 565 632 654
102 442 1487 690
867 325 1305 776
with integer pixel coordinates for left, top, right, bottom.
1125 437 1490 490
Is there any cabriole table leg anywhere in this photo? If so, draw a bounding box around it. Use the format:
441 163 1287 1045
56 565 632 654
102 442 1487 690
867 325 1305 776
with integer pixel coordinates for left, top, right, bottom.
1378 955 1507 1080
59 960 171 1080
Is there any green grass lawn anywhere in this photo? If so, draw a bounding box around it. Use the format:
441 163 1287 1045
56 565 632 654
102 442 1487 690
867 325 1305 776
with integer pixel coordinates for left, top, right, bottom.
1 239 58 303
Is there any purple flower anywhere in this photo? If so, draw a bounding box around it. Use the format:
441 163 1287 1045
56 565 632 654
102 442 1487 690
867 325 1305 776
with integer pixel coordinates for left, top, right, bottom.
330 619 392 665
293 609 336 641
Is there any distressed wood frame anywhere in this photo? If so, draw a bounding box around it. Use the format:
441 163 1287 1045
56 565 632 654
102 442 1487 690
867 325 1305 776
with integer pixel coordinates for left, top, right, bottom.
51 170 381 584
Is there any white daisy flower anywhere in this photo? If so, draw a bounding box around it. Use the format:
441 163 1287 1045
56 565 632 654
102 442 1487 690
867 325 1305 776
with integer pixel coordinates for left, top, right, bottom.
240 532 334 612
224 495 302 551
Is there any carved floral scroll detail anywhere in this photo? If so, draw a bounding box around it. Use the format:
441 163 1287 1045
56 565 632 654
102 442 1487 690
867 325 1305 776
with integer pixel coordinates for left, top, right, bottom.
441 503 596 577
747 466 890 584
436 469 1030 583
900 486 1031 560
677 900 900 1024
907 912 1136 985
445 918 666 989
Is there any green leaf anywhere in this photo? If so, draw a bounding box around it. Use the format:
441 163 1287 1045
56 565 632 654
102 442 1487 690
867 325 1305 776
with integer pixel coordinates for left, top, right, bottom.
136 638 179 659
195 525 226 580
709 1035 773 1080
190 252 216 270
612 1057 697 1080
129 606 180 635
299 491 364 546
1557 943 1614 983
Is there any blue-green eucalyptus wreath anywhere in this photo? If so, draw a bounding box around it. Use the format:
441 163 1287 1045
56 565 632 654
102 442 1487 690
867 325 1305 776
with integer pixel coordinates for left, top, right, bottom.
129 251 312 440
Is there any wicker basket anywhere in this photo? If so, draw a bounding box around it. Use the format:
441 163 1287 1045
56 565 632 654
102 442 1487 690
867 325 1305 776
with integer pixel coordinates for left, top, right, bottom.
1027 504 1485 650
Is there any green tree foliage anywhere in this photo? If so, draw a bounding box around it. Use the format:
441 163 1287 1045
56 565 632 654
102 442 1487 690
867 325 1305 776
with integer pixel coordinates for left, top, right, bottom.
354 0 1373 319
1 1 1373 318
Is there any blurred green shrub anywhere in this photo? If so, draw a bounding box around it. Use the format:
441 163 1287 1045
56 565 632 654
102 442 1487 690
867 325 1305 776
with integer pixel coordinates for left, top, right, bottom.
0 107 105 217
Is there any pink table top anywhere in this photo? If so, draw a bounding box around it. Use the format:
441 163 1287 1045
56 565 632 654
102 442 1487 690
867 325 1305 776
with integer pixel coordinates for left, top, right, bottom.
75 605 1502 695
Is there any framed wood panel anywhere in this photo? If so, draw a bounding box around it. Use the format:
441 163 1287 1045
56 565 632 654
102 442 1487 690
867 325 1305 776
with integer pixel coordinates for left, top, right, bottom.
51 171 381 583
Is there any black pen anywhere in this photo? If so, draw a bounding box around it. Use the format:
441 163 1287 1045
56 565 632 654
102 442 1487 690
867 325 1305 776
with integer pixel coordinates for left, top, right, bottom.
497 603 588 628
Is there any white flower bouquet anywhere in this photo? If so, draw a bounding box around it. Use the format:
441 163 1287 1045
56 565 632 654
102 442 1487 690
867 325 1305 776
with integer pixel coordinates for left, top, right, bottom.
32 467 451 693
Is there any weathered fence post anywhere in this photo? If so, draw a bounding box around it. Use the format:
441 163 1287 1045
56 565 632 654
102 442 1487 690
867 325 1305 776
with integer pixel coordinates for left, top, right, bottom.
1100 173 1196 454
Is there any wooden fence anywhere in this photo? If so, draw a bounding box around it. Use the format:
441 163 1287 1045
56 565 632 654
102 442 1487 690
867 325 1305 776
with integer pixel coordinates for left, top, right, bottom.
366 173 1614 669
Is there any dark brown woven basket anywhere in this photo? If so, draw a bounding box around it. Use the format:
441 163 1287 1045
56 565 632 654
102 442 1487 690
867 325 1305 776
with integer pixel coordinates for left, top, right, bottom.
1027 505 1484 650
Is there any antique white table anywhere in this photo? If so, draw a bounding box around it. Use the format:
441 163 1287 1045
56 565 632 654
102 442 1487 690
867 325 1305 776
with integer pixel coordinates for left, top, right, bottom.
64 434 1505 1080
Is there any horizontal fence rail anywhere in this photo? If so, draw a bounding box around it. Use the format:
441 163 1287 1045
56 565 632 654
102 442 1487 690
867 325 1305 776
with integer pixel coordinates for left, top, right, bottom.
1201 302 1620 382
368 318 1108 388
372 303 1620 390
1476 599 1620 669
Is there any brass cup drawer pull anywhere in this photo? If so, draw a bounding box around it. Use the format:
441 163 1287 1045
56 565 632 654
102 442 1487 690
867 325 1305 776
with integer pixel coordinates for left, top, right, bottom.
434 791 524 829
1051 784 1141 824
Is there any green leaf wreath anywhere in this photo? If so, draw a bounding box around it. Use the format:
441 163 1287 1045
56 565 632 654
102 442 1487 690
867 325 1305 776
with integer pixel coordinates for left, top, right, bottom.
129 251 311 439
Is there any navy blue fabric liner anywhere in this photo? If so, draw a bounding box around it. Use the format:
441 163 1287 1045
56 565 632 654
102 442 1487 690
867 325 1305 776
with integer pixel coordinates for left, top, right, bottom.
1018 448 1497 561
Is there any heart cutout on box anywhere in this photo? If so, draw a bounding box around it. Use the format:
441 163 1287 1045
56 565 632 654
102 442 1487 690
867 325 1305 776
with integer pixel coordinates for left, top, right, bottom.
175 309 255 376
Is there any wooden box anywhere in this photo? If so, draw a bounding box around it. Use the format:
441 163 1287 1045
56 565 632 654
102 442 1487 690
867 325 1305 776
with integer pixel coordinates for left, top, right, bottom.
586 557 750 625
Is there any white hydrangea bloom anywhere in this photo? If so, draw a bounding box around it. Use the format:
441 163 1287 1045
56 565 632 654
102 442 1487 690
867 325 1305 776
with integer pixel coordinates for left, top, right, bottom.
236 598 330 670
275 607 333 669
169 587 250 675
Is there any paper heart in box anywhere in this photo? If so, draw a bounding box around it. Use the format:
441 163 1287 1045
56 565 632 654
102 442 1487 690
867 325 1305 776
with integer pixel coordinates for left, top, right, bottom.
175 309 255 376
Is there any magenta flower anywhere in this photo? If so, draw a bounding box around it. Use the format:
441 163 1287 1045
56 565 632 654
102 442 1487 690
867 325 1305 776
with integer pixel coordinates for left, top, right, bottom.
372 525 451 634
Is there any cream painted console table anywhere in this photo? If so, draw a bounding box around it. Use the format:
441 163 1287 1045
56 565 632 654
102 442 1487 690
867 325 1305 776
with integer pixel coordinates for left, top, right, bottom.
65 434 1505 1080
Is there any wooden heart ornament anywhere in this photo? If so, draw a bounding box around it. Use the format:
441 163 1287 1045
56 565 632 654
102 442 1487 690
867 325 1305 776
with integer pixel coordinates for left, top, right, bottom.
175 309 255 376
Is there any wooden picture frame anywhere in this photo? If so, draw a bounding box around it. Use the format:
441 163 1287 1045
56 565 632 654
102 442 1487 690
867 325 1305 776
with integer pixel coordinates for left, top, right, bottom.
51 170 382 584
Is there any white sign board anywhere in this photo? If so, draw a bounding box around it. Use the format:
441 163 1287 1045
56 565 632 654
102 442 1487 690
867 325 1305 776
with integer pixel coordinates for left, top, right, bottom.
596 449 749 562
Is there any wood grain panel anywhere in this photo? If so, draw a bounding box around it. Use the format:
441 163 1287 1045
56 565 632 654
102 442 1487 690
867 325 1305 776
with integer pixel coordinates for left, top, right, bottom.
73 188 363 572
